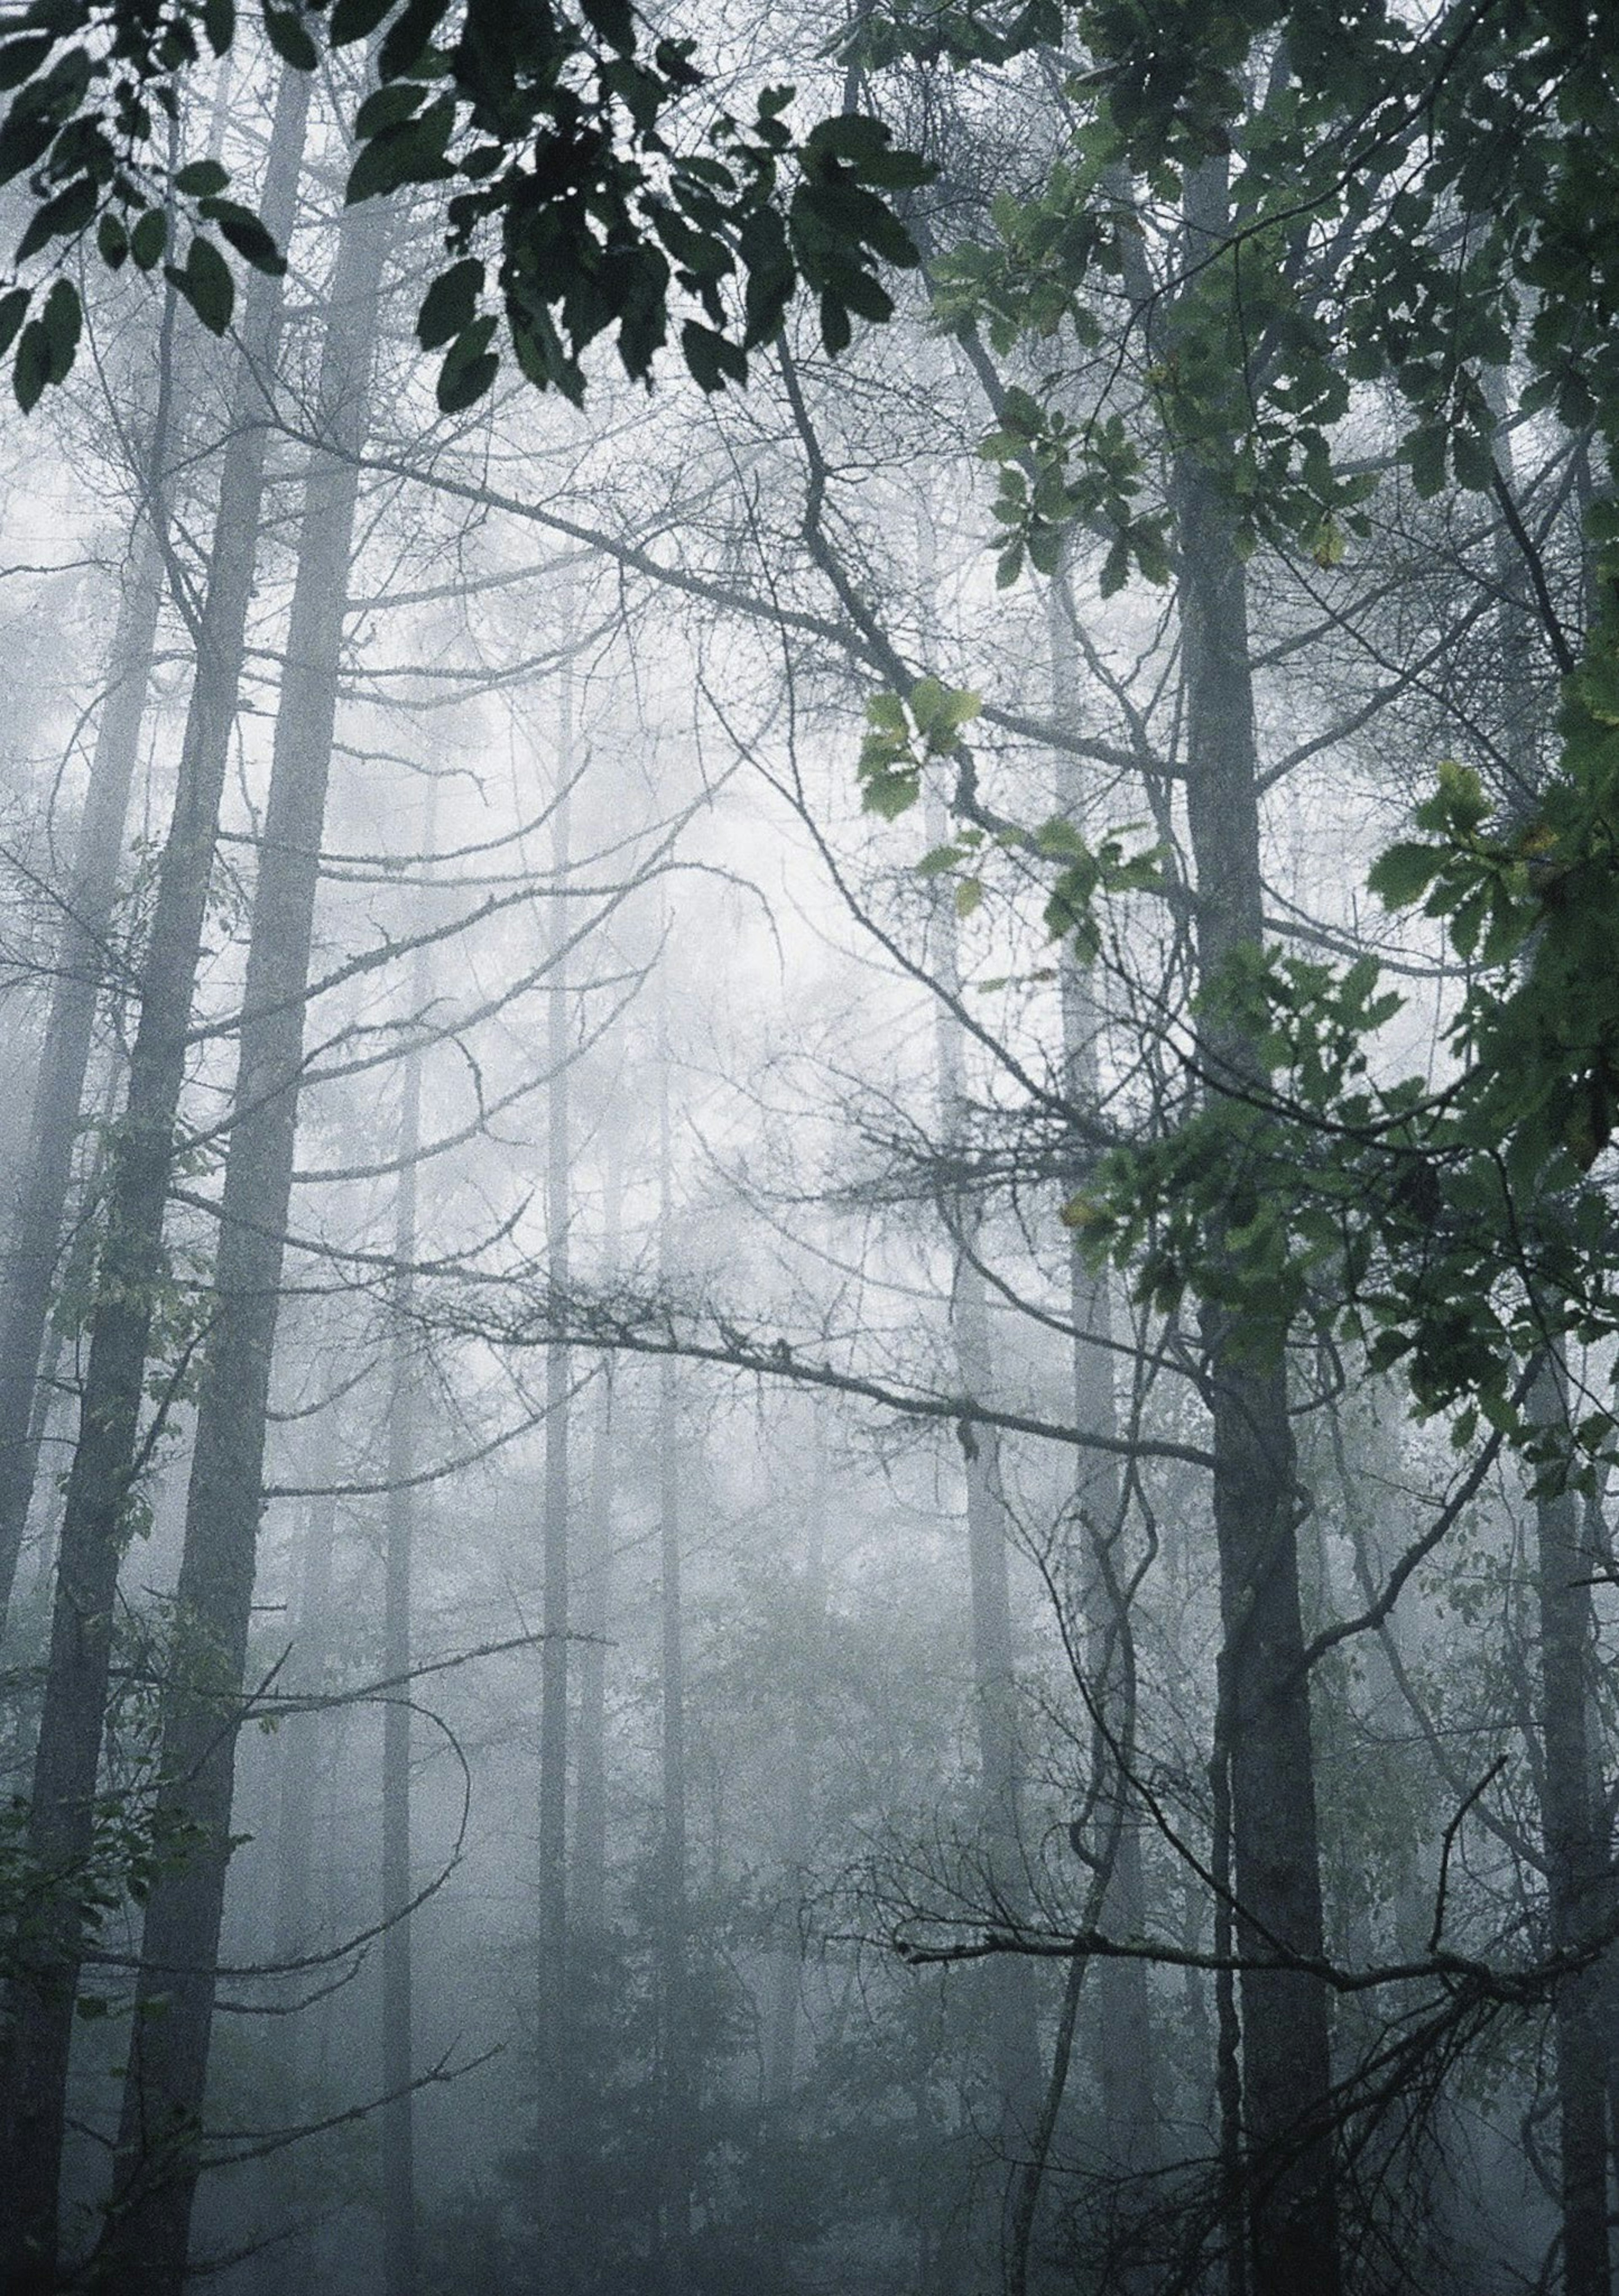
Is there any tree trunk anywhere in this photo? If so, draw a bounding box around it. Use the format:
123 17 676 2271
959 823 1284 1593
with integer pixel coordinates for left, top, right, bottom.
95 173 390 2296
656 1063 691 2291
0 500 165 1629
537 696 572 2259
766 1429 826 2110
923 793 1043 2162
1532 1360 1611 2296
573 1134 619 1937
1175 399 1341 2296
0 69 312 2295
382 1024 422 2296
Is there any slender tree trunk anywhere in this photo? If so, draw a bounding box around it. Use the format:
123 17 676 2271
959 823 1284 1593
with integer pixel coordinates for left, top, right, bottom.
382 1022 422 2296
537 695 572 2259
0 71 312 2295
766 1431 826 2109
272 1484 338 1973
922 793 1043 2169
1175 387 1341 2294
1533 1363 1611 2296
574 1135 619 1938
656 1064 691 2291
94 174 390 2296
0 505 166 1629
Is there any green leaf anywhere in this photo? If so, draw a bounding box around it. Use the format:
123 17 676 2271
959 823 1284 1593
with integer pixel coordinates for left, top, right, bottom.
0 285 27 359
330 0 394 41
15 170 96 261
954 877 982 919
202 0 234 54
417 256 483 350
169 234 233 333
173 157 229 196
199 196 285 273
129 207 166 269
1367 841 1442 908
680 319 747 393
96 208 127 268
436 315 499 413
262 3 319 67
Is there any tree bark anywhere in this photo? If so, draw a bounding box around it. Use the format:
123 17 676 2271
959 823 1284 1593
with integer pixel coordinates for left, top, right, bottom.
573 1135 619 1938
1532 1360 1611 2296
537 695 572 2258
656 1061 691 2292
1175 402 1341 2296
924 792 1044 2161
0 69 312 2295
95 171 390 2296
0 502 165 1629
382 1023 422 2296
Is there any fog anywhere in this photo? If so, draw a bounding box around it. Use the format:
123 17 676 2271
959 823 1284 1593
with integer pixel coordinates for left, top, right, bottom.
0 11 1608 2296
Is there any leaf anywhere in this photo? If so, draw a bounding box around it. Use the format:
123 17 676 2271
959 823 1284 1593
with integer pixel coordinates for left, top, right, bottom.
169 233 233 333
173 157 228 196
954 877 982 919
12 312 50 409
39 273 77 376
129 207 166 269
679 319 746 393
0 32 55 89
436 316 499 413
1367 841 1442 908
262 4 319 67
201 0 234 54
15 170 97 261
96 208 127 267
417 255 483 350
330 0 395 42
199 196 285 273
345 96 455 204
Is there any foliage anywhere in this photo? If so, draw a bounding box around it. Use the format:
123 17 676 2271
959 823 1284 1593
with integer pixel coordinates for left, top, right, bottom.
0 0 931 413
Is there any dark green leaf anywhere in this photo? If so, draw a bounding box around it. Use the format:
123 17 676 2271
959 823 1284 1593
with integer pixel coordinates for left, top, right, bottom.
1367 841 1443 908
96 207 126 267
353 80 423 137
129 207 165 269
202 0 234 55
679 319 746 393
199 196 285 274
0 285 28 358
169 233 233 333
262 4 319 68
417 255 482 349
15 170 96 261
40 273 77 376
330 0 394 42
13 313 50 411
0 33 55 89
378 0 450 81
173 157 228 196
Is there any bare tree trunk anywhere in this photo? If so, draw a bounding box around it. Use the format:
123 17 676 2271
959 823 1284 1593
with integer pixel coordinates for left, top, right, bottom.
1051 572 1158 2177
95 173 390 2296
573 1135 619 1937
273 1485 339 1974
766 1428 826 2109
0 500 165 1629
0 70 312 2294
382 1022 422 2296
537 692 572 2258
657 1062 691 2292
1175 382 1341 2296
920 794 1043 2178
1533 1360 1611 2296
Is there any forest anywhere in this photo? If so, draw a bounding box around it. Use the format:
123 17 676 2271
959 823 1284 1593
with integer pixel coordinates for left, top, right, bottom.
0 0 1617 2291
